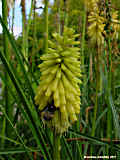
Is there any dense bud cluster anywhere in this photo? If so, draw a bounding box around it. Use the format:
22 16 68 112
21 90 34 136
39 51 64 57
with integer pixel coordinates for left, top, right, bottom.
111 11 120 39
35 27 82 133
88 12 105 45
86 0 120 45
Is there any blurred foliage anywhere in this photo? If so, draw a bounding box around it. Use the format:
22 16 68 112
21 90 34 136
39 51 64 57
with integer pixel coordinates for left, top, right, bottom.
0 0 120 159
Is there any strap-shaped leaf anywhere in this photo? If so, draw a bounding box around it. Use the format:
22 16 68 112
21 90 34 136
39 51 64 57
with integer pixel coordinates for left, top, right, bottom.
0 50 52 160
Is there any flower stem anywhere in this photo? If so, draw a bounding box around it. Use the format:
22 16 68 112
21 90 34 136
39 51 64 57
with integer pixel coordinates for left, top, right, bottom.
2 0 12 147
44 0 49 54
53 132 61 160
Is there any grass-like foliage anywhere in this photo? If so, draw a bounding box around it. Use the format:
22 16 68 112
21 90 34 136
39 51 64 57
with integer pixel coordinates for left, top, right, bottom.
0 0 120 159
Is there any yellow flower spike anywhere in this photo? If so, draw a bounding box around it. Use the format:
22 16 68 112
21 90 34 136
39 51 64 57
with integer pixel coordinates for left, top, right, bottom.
54 89 60 108
62 73 78 95
45 85 52 97
35 27 82 133
70 114 77 122
111 11 120 39
50 65 59 74
61 63 74 80
59 80 65 95
59 81 66 105
67 104 75 114
56 68 61 79
52 78 59 92
42 84 49 92
74 103 80 114
40 53 59 60
60 94 66 105
40 74 54 85
42 67 55 76
87 2 105 46
63 61 81 75
38 96 49 110
61 112 69 128
60 105 66 113
85 0 99 12
65 91 71 100
68 93 76 102
41 65 58 76
74 108 80 114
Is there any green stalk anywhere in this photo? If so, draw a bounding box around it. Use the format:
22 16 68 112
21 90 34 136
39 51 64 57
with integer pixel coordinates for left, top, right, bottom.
21 0 27 69
44 0 49 54
54 0 61 33
1 118 6 148
105 0 112 153
2 0 12 147
91 45 99 137
107 38 112 139
80 6 87 155
91 44 100 155
31 0 37 72
53 132 61 160
22 0 33 70
26 0 34 35
56 0 61 34
81 5 87 99
26 0 34 56
63 0 69 30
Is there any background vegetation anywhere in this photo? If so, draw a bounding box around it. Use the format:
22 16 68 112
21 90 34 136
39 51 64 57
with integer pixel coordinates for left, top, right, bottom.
0 0 120 159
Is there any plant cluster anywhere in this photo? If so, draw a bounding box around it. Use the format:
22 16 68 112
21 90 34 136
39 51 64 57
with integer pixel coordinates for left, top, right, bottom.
87 0 120 46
